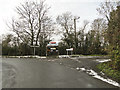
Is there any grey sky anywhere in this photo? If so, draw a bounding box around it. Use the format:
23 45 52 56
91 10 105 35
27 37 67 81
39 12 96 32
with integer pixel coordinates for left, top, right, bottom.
48 1 100 19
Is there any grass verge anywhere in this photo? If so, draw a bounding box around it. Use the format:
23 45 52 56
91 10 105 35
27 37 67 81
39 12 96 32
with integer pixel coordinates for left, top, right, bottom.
96 62 120 83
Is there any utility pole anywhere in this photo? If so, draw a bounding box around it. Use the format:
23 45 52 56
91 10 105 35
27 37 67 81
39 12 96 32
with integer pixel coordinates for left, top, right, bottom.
74 16 80 54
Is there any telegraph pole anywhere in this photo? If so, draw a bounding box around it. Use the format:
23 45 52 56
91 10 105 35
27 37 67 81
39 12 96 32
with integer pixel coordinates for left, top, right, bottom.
74 16 80 54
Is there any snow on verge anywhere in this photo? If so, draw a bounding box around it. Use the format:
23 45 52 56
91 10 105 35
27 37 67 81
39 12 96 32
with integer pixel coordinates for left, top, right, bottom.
96 59 111 63
3 56 46 59
76 67 120 87
59 55 70 58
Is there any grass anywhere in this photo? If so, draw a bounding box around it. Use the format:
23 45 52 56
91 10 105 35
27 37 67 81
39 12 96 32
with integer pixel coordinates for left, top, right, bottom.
97 62 120 82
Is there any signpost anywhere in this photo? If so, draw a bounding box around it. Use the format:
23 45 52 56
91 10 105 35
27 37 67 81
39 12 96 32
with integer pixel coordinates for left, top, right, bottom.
66 48 73 55
30 46 39 55
30 42 39 56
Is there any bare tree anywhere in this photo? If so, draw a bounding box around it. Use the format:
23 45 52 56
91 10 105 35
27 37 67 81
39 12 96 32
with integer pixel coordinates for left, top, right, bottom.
90 18 108 45
97 0 119 22
56 12 75 48
11 0 54 46
81 20 89 32
56 12 74 36
78 20 89 46
96 0 120 49
91 18 107 33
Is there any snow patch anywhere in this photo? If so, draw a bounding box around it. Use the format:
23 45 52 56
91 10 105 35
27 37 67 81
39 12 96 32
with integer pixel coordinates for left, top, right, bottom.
35 56 46 59
78 56 101 58
59 55 70 58
76 67 80 70
70 57 78 60
77 67 120 87
40 57 47 59
96 59 111 63
79 68 86 71
100 71 105 75
4 56 46 59
48 60 55 62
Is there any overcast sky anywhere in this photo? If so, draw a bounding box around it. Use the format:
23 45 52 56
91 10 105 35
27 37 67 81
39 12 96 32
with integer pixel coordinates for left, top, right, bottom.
0 0 118 41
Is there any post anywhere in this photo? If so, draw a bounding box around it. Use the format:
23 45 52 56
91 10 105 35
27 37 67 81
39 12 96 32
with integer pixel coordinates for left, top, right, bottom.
71 51 72 55
67 50 68 55
30 46 39 56
34 47 36 55
74 18 76 54
46 46 47 56
74 17 80 55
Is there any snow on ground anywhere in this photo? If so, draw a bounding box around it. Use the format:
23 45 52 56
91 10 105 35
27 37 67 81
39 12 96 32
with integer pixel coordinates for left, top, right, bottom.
35 56 46 59
95 59 111 63
78 56 102 58
48 60 55 62
76 67 120 87
58 55 107 59
59 55 70 58
3 56 46 59
76 67 80 70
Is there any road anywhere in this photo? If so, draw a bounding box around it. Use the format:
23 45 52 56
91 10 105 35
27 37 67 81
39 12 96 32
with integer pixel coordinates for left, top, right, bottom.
2 57 119 88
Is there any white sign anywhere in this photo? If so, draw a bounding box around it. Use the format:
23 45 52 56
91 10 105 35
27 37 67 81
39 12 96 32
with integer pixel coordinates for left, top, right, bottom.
66 48 73 51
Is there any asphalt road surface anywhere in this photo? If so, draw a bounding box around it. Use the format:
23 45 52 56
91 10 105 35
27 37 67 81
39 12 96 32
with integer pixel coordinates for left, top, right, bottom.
2 57 118 88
